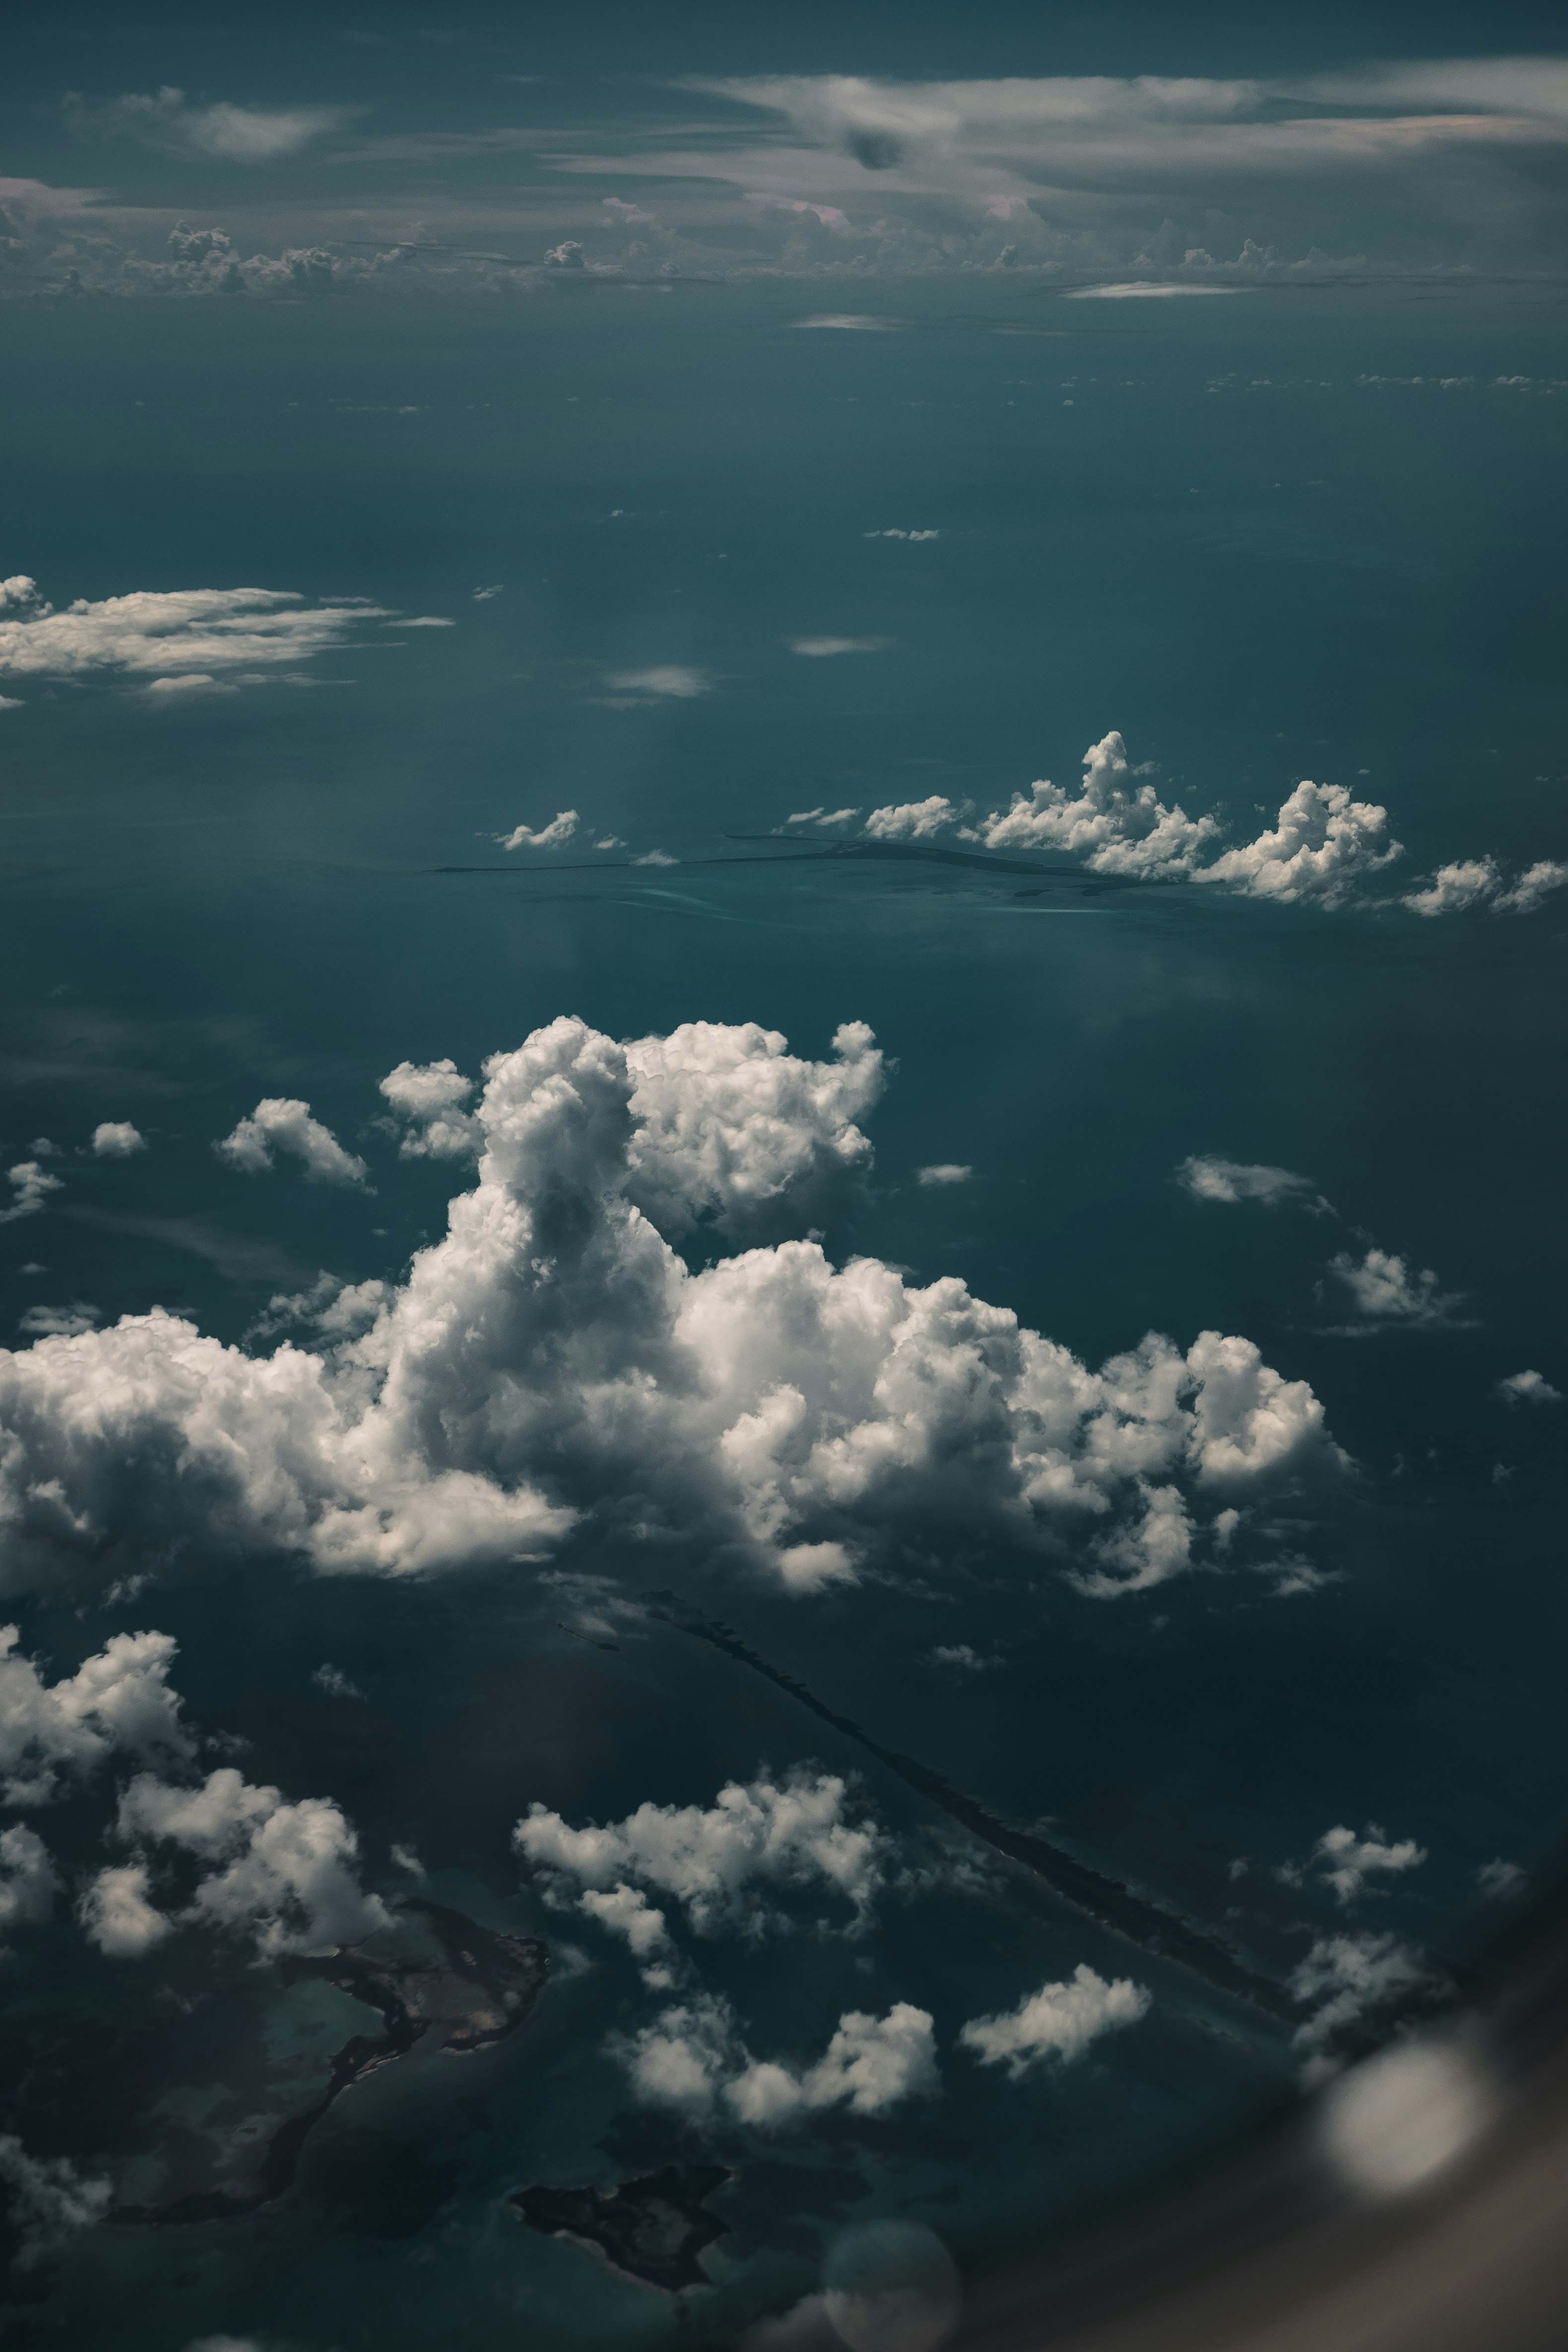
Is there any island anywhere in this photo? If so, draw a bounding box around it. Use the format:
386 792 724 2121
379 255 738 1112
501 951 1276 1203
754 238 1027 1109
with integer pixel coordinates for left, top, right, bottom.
509 2163 734 2293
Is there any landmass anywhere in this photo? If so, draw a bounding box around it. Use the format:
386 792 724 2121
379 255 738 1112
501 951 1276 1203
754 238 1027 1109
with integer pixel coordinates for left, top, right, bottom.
111 1900 547 2224
509 2163 734 2293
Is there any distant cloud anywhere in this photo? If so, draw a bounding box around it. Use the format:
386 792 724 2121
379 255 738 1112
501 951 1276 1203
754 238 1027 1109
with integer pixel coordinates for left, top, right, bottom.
66 87 352 163
312 1663 365 1701
1326 1247 1466 1331
1178 1155 1327 1210
1497 1368 1562 1406
17 1303 99 1339
91 1121 145 1158
971 731 1218 875
786 806 860 827
0 2133 111 2267
615 1988 937 2125
632 848 678 866
1312 1822 1427 1904
916 1163 972 1187
1475 1858 1526 1899
495 809 578 851
1290 1931 1431 2055
0 1162 63 1226
1068 281 1250 298
862 528 941 541
863 795 961 840
1404 855 1568 917
215 1099 370 1187
473 584 504 601
379 1059 479 1160
789 314 909 330
607 665 713 697
960 1964 1150 2075
0 576 391 689
788 636 891 656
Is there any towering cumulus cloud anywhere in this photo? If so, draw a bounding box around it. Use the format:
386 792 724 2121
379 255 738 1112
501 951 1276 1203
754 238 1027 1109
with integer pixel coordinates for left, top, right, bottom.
0 1017 1344 1598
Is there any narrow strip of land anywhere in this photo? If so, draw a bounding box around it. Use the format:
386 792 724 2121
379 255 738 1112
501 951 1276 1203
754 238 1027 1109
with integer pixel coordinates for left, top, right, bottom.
647 1591 1300 2027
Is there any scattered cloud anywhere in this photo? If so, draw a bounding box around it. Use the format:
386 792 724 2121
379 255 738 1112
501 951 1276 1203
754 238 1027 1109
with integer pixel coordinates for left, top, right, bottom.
959 1964 1150 2075
311 1664 365 1701
1497 1369 1562 1406
0 2133 112 2266
473 584 504 601
0 1162 63 1225
864 795 962 841
862 528 941 540
786 806 860 827
66 87 351 163
379 1059 479 1160
632 849 678 866
1475 1858 1526 1899
1178 1155 1329 1211
1194 778 1401 903
90 1121 145 1158
0 1624 192 1805
967 731 1218 874
1312 1822 1427 1904
216 1098 370 1187
1290 1931 1431 2055
1404 855 1568 916
0 576 390 688
1326 1247 1467 1331
916 1164 972 1187
617 1989 937 2125
790 315 909 330
495 809 578 851
1067 281 1250 298
607 665 712 698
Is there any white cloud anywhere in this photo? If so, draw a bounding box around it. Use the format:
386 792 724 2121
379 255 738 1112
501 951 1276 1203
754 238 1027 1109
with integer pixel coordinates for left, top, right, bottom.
862 529 941 540
77 1862 171 1959
617 1989 937 2124
495 809 578 851
1326 1247 1465 1330
0 1823 59 1935
791 315 909 330
607 665 712 697
633 849 678 867
143 673 238 702
789 637 891 656
916 1164 972 1187
68 87 350 162
91 1121 145 1158
1497 1369 1562 1406
1312 1822 1427 1904
1475 1858 1526 1899
18 1303 99 1338
0 2133 112 2266
1177 1156 1327 1209
1403 856 1568 917
959 1963 1150 2075
1497 859 1568 914
969 732 1218 875
1075 1480 1192 1596
378 1058 480 1159
216 1098 369 1187
786 807 861 827
473 584 504 601
516 1768 885 1939
0 1162 63 1225
0 577 389 687
863 796 961 841
106 1766 390 1958
1290 1931 1430 2053
0 1624 192 1804
1194 779 1402 904
0 1017 1343 1596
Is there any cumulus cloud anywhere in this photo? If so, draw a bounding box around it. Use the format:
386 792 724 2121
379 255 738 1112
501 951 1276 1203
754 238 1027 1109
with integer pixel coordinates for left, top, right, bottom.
0 577 390 688
216 1099 369 1187
0 1625 192 1804
617 1989 937 2124
91 1121 145 1158
0 2133 112 2266
1312 1823 1427 1904
607 666 712 697
863 796 962 841
77 1861 170 1960
1326 1248 1466 1330
94 1766 390 1959
1403 856 1568 917
67 86 350 162
916 1164 972 1187
1177 1156 1328 1210
1290 1931 1431 2054
959 1963 1150 2075
516 1769 885 1943
1497 1369 1562 1406
0 1162 63 1225
378 1058 480 1159
0 1822 59 1936
0 1016 1343 1596
968 732 1218 875
496 810 578 851
1193 779 1402 904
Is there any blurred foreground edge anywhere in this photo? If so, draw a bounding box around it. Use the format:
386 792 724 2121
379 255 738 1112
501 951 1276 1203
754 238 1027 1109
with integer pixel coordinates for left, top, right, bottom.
956 1896 1568 2352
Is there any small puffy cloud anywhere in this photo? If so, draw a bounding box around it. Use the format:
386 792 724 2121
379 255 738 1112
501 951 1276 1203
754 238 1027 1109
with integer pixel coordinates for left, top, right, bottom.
311 1663 365 1701
633 849 678 867
516 1768 885 1939
916 1163 972 1187
68 86 349 162
110 1767 390 1958
1178 1155 1326 1209
77 1862 171 1959
607 665 712 697
959 1963 1151 2076
1194 779 1402 904
378 1058 479 1160
0 1823 59 1936
216 1098 369 1187
545 240 586 269
0 2133 112 2266
0 1162 64 1225
863 796 960 841
932 1643 997 1670
788 637 891 657
617 1990 937 2125
249 1274 390 1345
91 1121 146 1158
0 1624 193 1804
786 807 861 827
495 810 578 851
1290 1931 1430 2054
1404 856 1568 917
1497 1369 1562 1406
1312 1822 1427 1904
0 577 389 688
1475 1858 1525 1900
473 584 504 601
1326 1248 1465 1330
970 732 1218 875
18 1303 99 1338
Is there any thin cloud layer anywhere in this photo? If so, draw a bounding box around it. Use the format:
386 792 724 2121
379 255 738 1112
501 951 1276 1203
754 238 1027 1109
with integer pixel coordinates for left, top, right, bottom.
0 576 392 688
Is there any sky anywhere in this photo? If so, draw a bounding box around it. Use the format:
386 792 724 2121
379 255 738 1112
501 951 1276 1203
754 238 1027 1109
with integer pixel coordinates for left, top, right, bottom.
0 8 1566 2349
